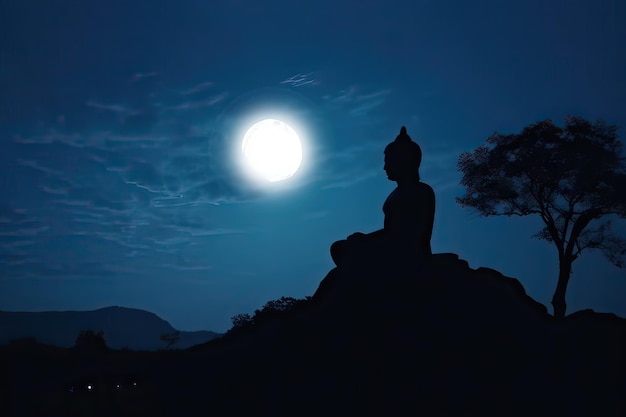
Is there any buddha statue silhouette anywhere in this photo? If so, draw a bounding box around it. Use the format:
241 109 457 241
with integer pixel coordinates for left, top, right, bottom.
330 126 435 267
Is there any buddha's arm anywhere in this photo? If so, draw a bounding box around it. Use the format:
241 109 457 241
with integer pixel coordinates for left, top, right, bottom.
347 229 385 241
385 185 435 245
349 184 435 244
367 229 387 239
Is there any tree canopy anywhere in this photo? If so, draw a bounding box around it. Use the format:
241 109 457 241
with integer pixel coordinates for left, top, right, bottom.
457 116 626 318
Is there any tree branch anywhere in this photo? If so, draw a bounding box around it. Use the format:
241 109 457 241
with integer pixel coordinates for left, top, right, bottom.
558 197 577 250
541 207 564 252
566 210 598 259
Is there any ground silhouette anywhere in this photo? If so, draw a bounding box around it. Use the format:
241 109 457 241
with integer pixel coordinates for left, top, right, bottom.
4 253 625 416
3 127 626 416
146 253 624 417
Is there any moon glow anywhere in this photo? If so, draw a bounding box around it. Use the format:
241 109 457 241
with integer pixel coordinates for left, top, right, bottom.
241 119 303 182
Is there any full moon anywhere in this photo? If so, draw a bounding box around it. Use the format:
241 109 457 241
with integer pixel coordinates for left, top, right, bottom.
241 119 303 182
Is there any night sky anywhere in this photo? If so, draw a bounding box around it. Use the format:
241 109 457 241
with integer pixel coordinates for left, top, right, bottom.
1 0 625 333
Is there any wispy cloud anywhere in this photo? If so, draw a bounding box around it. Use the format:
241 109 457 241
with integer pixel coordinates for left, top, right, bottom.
161 263 213 271
48 199 91 207
313 140 384 189
350 96 389 117
0 76 279 283
0 225 50 237
301 210 331 220
317 142 381 164
14 130 168 151
16 158 62 176
163 93 227 111
86 100 142 117
2 260 119 280
123 180 167 194
164 226 244 237
325 87 392 117
13 131 91 148
13 132 81 145
281 73 318 87
420 146 463 194
179 81 214 95
320 169 379 190
0 206 35 224
0 207 50 243
130 72 158 83
1 240 36 250
95 231 152 250
39 185 70 195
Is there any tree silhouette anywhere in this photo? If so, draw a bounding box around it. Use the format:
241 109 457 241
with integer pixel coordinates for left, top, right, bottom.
74 329 108 352
457 116 626 318
160 331 180 350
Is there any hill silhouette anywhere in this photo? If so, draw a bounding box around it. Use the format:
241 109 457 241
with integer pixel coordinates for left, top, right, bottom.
0 306 221 350
140 253 625 416
3 253 625 416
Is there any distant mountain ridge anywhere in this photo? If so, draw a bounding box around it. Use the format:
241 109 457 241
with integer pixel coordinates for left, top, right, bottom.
0 306 221 350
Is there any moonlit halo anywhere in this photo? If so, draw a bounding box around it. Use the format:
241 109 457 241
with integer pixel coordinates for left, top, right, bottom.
241 118 303 183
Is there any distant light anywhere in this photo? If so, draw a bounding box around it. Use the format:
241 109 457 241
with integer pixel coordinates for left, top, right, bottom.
116 384 121 389
87 384 92 391
133 382 137 387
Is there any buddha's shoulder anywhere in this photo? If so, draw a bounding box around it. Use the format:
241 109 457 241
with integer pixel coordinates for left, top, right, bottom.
417 181 435 195
404 181 434 197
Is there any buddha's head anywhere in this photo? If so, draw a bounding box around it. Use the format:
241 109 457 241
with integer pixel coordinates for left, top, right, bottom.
384 126 422 182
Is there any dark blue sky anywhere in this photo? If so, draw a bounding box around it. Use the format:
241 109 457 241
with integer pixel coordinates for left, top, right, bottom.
1 0 625 332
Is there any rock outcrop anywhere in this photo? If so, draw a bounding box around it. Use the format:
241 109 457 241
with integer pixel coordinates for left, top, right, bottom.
151 253 626 416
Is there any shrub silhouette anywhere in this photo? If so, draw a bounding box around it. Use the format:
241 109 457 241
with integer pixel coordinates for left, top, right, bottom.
160 331 181 350
230 296 311 332
74 329 108 352
230 313 254 330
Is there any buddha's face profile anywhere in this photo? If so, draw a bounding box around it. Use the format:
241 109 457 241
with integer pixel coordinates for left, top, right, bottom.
384 151 413 182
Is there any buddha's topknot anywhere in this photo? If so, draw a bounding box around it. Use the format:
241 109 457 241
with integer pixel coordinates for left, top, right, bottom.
395 126 411 143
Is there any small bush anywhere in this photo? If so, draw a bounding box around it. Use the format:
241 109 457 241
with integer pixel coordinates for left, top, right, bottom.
230 296 312 332
74 329 108 352
231 313 254 330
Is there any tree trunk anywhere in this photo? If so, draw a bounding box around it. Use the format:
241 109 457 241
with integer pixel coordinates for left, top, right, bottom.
551 258 573 319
